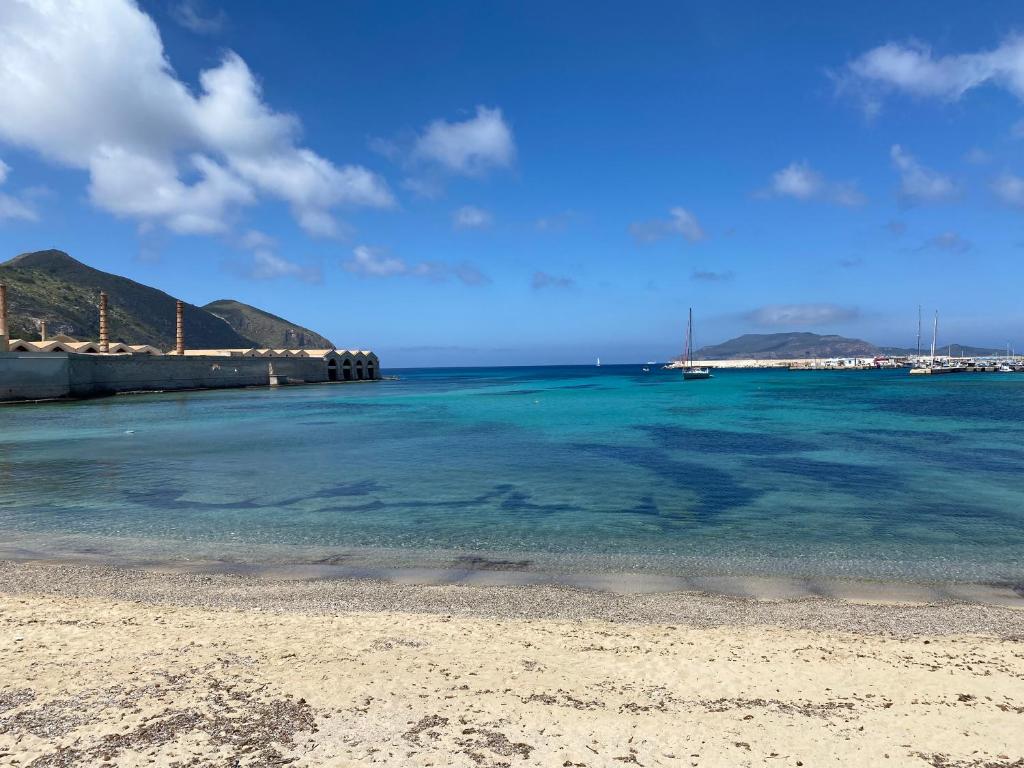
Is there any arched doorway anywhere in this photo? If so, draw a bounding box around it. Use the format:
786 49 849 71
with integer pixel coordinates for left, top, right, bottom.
327 359 338 381
342 359 353 381
366 362 376 379
355 360 364 380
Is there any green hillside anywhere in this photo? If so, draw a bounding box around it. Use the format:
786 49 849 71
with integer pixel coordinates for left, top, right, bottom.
203 299 333 349
0 249 253 349
694 332 879 360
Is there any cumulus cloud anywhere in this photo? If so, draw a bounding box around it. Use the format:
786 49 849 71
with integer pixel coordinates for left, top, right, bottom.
837 36 1024 115
993 173 1024 208
0 0 393 236
343 245 489 286
923 231 972 254
531 271 574 290
453 205 493 230
890 145 956 204
691 269 734 281
630 207 706 244
743 303 860 328
762 161 866 206
0 159 38 223
170 0 226 34
244 250 322 283
413 106 515 176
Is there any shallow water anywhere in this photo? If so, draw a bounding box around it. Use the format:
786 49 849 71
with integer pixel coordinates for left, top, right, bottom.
2 365 1023 586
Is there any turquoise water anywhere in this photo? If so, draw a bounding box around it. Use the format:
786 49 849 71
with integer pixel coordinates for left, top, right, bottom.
1 365 1023 584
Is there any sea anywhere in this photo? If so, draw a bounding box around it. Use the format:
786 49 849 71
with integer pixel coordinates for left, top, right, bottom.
2 365 1023 594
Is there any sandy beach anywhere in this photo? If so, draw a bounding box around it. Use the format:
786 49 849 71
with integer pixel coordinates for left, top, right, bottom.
0 562 1022 767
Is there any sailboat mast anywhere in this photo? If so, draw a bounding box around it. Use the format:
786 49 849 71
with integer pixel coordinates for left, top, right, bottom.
930 311 938 363
917 305 922 357
685 307 693 366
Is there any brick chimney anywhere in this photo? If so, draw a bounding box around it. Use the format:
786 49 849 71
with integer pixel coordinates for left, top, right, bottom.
98 292 110 353
175 300 185 354
0 284 8 353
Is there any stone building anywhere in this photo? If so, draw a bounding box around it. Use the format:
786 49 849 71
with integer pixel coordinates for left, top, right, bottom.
0 285 381 401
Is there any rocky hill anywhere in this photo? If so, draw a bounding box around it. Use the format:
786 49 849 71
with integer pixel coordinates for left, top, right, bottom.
694 332 879 360
0 250 331 351
204 299 333 349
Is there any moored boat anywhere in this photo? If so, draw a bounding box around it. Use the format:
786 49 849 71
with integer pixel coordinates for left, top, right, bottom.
681 307 712 381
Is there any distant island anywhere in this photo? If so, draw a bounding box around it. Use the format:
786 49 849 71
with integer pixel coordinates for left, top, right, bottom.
0 250 332 350
690 332 1002 361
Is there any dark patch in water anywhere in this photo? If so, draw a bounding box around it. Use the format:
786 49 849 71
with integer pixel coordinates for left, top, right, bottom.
451 555 532 571
752 456 901 495
124 478 384 512
638 425 810 455
500 490 580 515
572 442 760 521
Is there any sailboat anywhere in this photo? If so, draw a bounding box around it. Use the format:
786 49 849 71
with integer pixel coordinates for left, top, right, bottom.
596 357 601 367
909 311 964 375
681 307 712 380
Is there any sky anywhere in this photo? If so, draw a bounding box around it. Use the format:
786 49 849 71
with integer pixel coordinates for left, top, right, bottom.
1 0 1023 365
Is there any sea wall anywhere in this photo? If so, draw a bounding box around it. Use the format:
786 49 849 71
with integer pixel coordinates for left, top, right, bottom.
65 354 330 397
0 351 379 402
0 352 71 400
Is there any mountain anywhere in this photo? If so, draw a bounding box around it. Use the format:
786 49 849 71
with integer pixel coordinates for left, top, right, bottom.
203 299 333 349
693 332 880 360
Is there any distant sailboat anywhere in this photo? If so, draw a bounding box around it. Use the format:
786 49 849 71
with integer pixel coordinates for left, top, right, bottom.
681 307 712 381
596 357 601 367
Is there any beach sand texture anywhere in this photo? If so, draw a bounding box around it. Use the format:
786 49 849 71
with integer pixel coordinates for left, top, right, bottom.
1 563 1023 767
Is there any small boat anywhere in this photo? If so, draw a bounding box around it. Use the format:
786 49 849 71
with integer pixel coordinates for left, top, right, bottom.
596 357 601 367
642 367 651 373
681 307 712 380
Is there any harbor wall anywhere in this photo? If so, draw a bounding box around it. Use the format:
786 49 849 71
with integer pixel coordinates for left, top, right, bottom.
0 352 71 400
1 351 379 402
65 354 330 397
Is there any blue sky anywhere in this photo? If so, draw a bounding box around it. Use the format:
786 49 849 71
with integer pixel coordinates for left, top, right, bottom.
1 1 1023 365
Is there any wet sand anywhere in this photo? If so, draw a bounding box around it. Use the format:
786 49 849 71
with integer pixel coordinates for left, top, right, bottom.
1 560 1023 767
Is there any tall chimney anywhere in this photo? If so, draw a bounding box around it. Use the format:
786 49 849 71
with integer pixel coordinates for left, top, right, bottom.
175 300 185 355
39 320 47 342
98 292 110 353
0 284 8 353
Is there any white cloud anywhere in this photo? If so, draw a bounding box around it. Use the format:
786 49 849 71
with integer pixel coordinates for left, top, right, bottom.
344 245 409 278
744 303 860 328
0 158 38 222
763 161 866 206
0 0 393 236
630 206 706 244
413 106 515 176
993 173 1024 208
453 205 493 230
890 145 956 204
837 37 1024 115
245 250 322 283
343 245 489 285
239 229 275 250
170 0 226 35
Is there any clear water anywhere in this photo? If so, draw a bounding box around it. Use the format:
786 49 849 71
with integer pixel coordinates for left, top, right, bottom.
2 365 1023 584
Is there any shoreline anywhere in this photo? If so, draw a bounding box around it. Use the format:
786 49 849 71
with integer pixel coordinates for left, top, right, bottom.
1 559 1022 635
2 560 1023 767
2 535 1024 608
